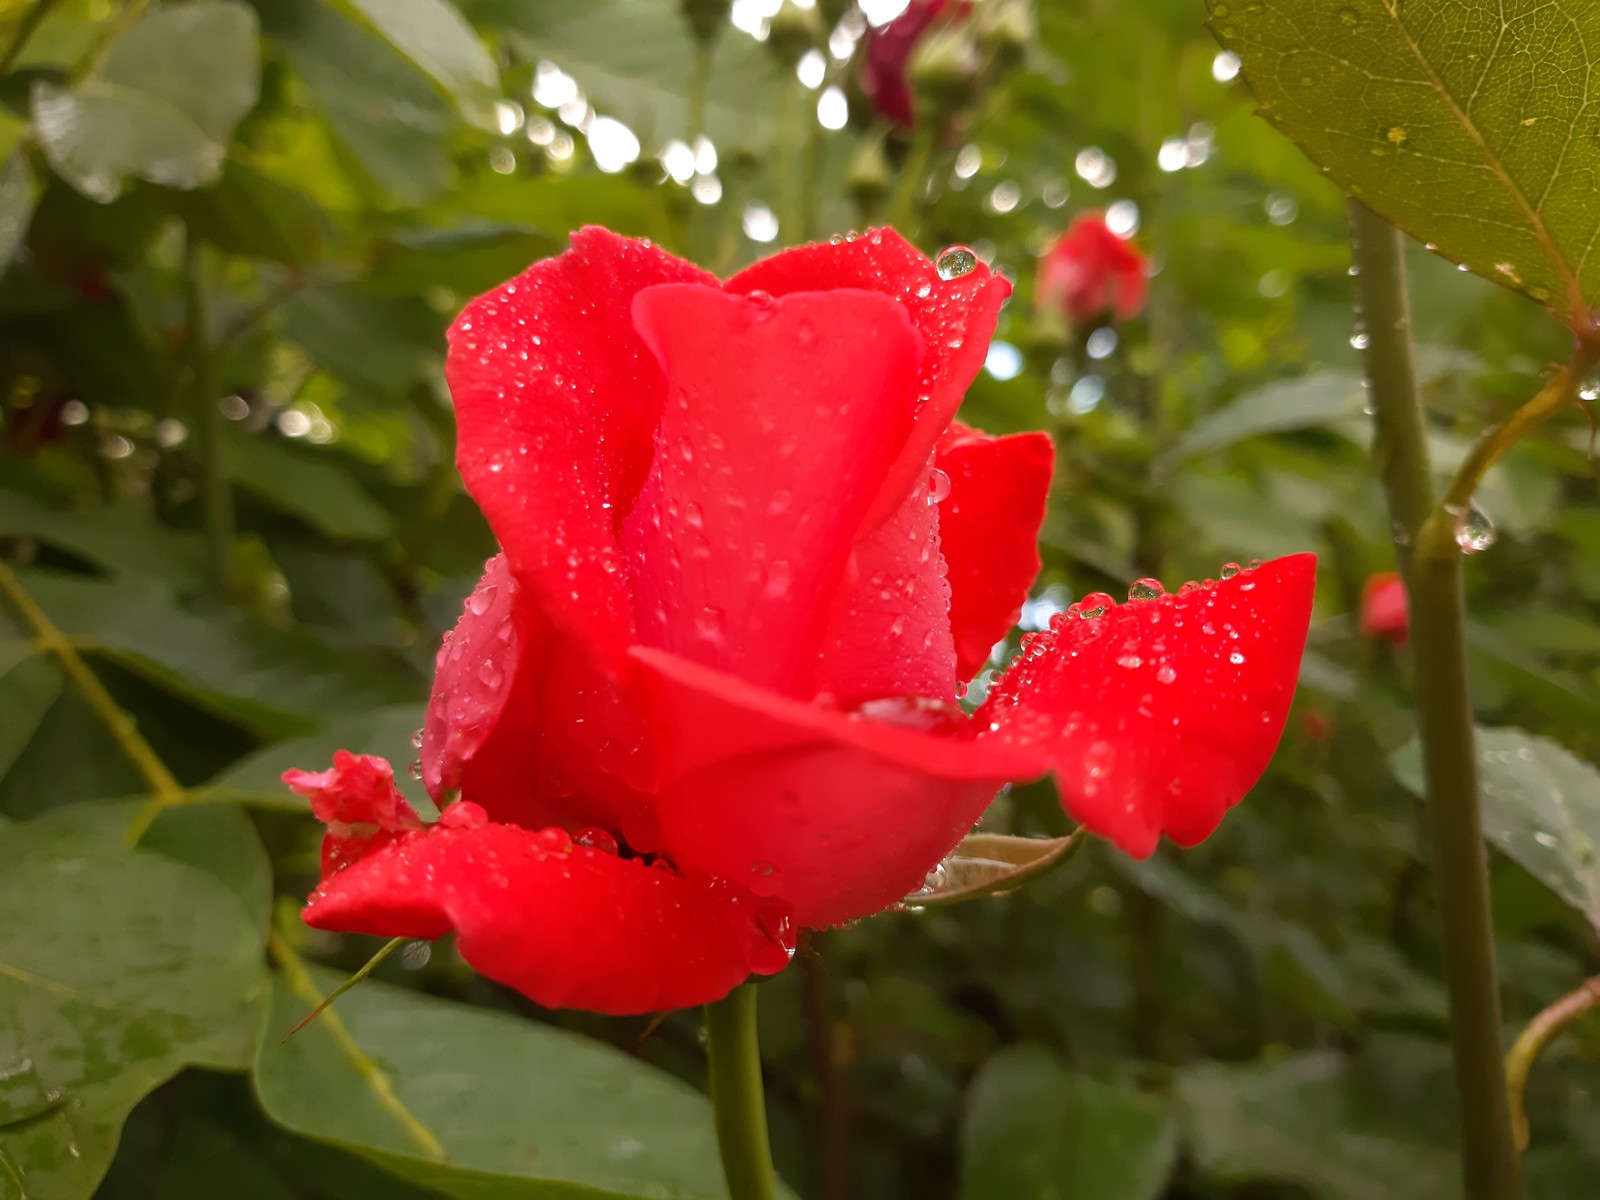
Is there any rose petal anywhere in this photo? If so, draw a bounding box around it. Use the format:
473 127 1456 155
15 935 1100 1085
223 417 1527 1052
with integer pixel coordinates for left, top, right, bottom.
815 459 957 703
422 554 656 840
727 229 1010 529
284 750 420 834
979 554 1316 857
1360 571 1409 644
447 228 714 669
304 817 790 1014
936 422 1054 678
625 284 922 698
631 645 1049 929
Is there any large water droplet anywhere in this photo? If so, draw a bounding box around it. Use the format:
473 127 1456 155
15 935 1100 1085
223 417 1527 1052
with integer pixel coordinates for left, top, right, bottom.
696 605 726 639
468 582 497 616
478 658 504 689
408 759 423 780
575 827 619 855
1219 562 1241 579
411 727 424 749
1450 503 1496 553
935 246 979 280
1079 591 1115 617
1128 578 1165 601
927 467 952 503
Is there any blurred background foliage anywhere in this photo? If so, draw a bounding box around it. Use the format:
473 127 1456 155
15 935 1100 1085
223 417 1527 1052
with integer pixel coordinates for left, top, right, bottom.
2 0 1599 1197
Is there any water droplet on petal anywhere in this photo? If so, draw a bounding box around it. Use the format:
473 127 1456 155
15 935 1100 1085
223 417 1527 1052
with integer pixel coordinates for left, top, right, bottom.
927 467 952 503
575 827 619 854
1156 664 1177 684
1128 578 1165 601
696 606 726 639
468 583 497 616
411 728 424 749
1219 562 1241 579
935 245 979 280
408 759 423 780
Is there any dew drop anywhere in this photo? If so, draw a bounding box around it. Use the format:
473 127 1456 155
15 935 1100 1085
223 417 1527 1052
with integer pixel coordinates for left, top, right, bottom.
935 246 979 280
1450 503 1496 553
575 827 619 855
1229 651 1245 665
1080 591 1115 615
1116 653 1143 669
468 583 497 616
1156 664 1177 684
478 658 504 689
411 728 424 749
1220 562 1241 579
1128 578 1165 601
696 605 726 638
927 467 952 503
408 759 422 779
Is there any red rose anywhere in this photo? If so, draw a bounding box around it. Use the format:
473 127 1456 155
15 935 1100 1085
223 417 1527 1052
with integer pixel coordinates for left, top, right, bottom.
861 0 967 128
285 228 1314 1015
1360 571 1409 644
1036 213 1149 324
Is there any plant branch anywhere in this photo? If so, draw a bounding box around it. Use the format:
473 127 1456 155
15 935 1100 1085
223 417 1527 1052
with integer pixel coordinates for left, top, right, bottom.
1506 976 1600 1150
184 227 235 602
1439 336 1600 515
704 984 779 1200
268 930 447 1160
0 560 185 844
1348 198 1522 1200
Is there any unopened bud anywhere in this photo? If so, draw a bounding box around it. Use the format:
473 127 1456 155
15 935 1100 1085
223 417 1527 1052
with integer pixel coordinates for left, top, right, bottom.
908 24 979 120
680 0 732 46
766 1 823 69
847 137 891 216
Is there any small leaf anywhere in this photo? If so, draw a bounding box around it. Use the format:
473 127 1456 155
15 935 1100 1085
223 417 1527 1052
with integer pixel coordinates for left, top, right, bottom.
1395 726 1600 929
31 1 260 202
0 651 62 782
961 1045 1177 1200
1209 0 1600 327
915 830 1084 907
0 152 37 271
224 429 395 542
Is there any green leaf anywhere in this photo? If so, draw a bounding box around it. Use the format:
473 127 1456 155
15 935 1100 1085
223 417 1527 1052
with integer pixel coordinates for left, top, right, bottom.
0 652 60 782
0 490 207 584
1167 372 1368 464
14 569 423 737
174 161 330 267
31 1 261 202
1393 726 1600 929
1174 1052 1457 1200
203 702 431 815
917 831 1084 907
255 967 746 1200
327 0 499 127
279 285 441 396
261 0 456 205
0 804 267 1200
961 1046 1177 1200
224 429 395 542
1208 0 1600 327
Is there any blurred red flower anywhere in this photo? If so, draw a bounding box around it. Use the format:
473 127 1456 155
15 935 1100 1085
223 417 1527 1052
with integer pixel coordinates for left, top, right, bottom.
1036 212 1149 324
285 228 1314 1015
861 0 967 128
1360 571 1409 644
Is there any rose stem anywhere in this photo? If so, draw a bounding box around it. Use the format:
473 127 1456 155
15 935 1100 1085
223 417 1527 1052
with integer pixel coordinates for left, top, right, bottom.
1347 198 1522 1199
705 983 780 1200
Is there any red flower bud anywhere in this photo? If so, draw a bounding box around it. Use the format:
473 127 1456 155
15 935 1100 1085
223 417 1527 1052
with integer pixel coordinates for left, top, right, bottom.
861 0 969 128
1036 212 1149 324
1360 571 1409 644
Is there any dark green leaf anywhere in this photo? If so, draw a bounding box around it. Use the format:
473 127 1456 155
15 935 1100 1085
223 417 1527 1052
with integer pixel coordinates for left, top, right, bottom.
31 1 261 201
279 286 441 396
1209 0 1600 326
961 1045 1177 1200
1174 1052 1457 1200
0 490 207 583
0 804 267 1200
0 651 61 781
224 429 395 542
175 161 329 267
255 967 749 1200
1394 726 1600 928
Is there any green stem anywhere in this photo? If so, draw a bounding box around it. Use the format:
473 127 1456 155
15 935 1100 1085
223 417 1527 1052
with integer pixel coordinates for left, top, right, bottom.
0 561 186 844
885 130 935 234
705 984 779 1200
0 0 62 74
688 40 713 144
777 74 805 244
184 228 234 601
1506 975 1600 1150
1348 199 1522 1200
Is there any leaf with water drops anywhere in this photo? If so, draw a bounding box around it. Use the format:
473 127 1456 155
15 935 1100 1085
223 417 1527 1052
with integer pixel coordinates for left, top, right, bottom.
1208 0 1600 328
0 804 267 1200
1392 726 1600 929
911 830 1086 908
255 965 794 1200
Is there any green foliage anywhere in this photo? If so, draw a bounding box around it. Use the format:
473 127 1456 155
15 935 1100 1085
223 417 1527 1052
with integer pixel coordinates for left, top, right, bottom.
1208 0 1600 327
